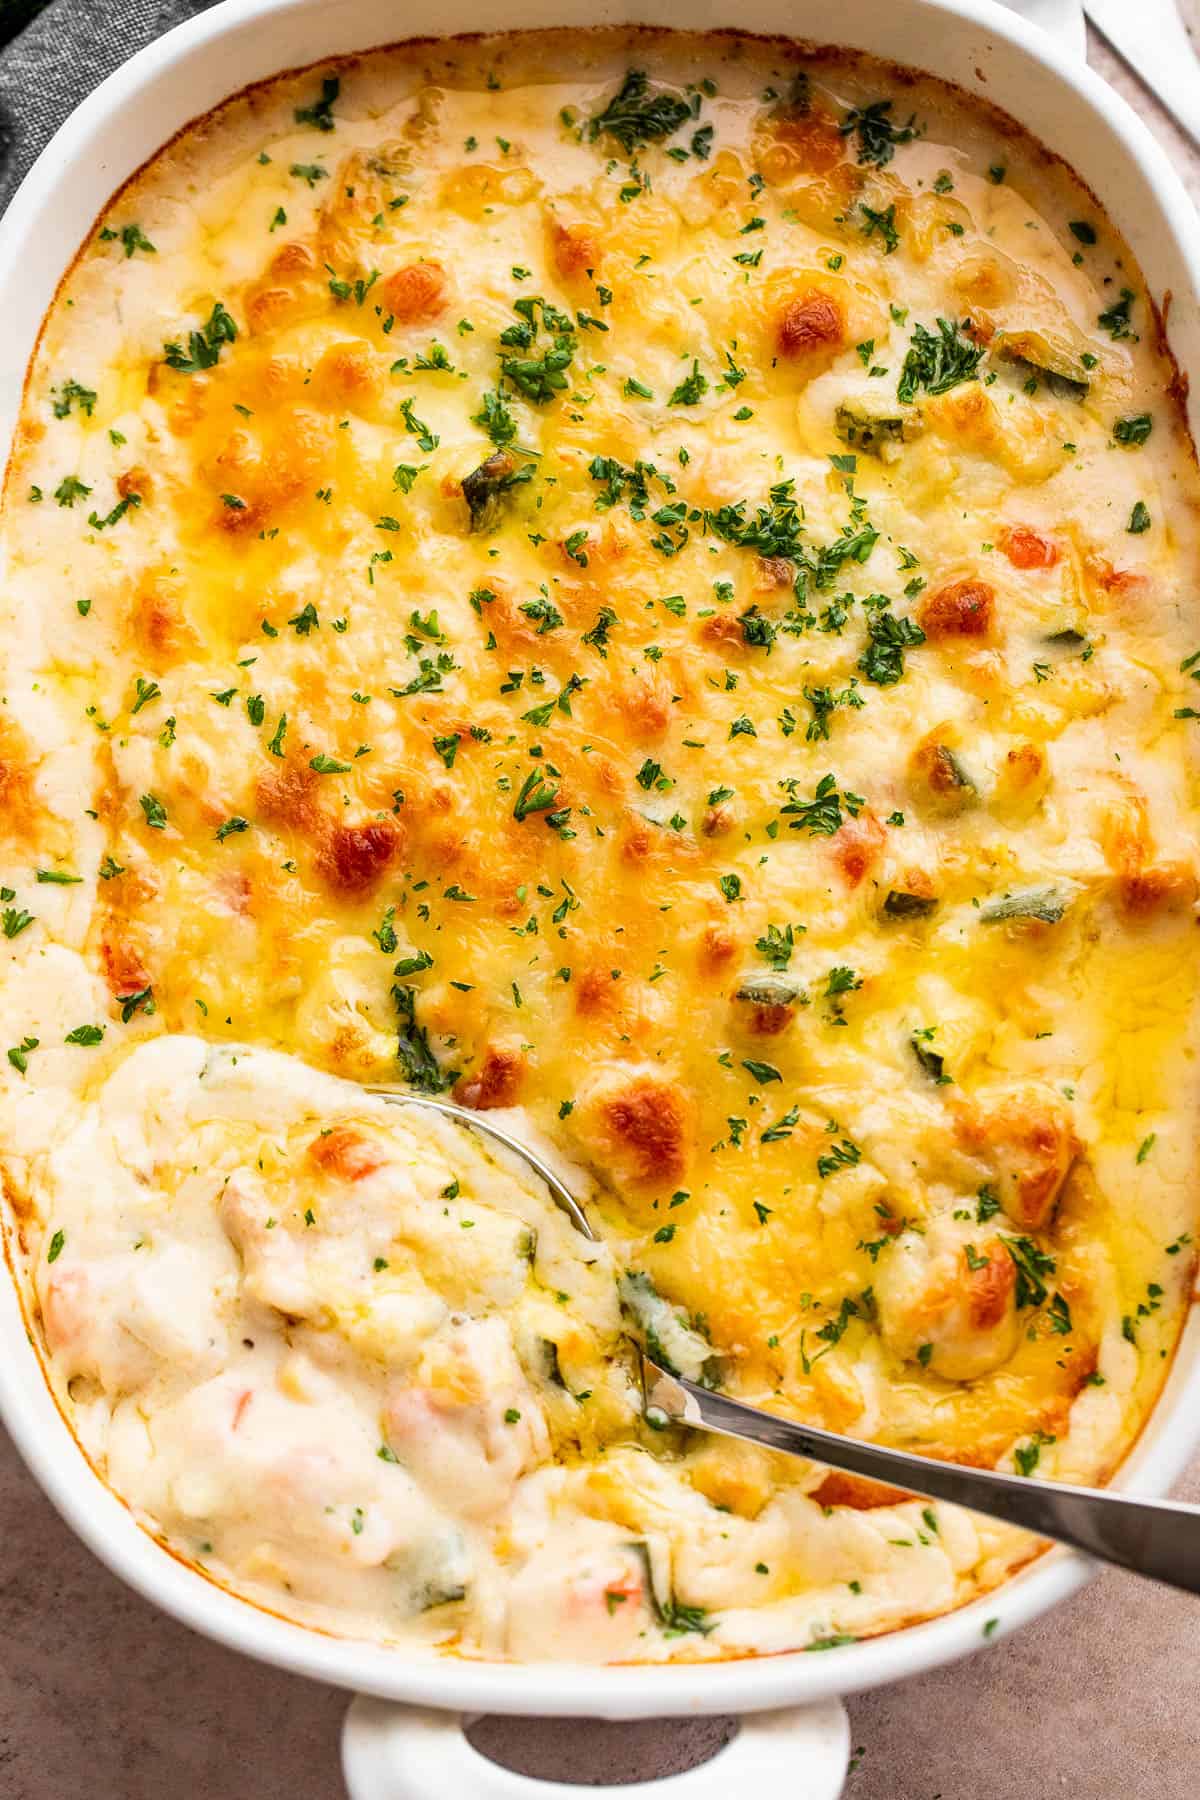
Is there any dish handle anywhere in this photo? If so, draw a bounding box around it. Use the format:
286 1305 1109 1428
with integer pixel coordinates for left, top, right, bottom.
341 1696 850 1798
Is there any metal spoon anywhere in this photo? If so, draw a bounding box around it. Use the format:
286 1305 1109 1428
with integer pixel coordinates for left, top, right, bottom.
1000 0 1200 156
373 1086 1200 1597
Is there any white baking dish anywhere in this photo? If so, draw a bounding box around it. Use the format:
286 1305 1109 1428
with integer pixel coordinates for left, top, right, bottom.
2 1 1199 1793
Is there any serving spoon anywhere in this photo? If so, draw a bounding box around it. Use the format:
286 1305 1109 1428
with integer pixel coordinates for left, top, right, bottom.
374 1087 1200 1598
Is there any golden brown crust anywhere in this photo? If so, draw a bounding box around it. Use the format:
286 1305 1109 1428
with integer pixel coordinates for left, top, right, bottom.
775 288 846 358
917 579 995 639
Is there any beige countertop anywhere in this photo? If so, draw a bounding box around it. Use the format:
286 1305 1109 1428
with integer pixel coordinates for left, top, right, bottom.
4 19 1200 1798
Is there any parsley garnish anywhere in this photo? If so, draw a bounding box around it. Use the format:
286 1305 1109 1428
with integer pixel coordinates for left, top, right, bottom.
393 981 456 1094
779 772 854 836
513 768 561 822
1003 1235 1056 1309
588 69 692 153
756 922 799 968
163 301 237 373
897 317 983 404
659 1599 713 1638
860 202 899 254
804 682 863 741
294 74 339 131
668 359 708 406
816 1139 861 1178
473 388 517 446
1114 413 1152 446
840 98 920 167
87 492 140 531
99 222 156 258
54 475 91 508
65 1024 104 1046
51 378 97 419
500 296 577 403
858 603 925 686
1098 287 1137 341
1014 1431 1055 1477
399 396 439 452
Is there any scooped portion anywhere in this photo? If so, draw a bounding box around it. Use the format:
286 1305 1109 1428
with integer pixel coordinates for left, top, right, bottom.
21 1036 1011 1657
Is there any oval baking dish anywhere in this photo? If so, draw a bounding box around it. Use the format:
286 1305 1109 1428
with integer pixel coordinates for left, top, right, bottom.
2 2 1200 1795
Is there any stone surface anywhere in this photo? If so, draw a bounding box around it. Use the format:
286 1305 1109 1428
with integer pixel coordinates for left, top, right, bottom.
3 11 1200 1798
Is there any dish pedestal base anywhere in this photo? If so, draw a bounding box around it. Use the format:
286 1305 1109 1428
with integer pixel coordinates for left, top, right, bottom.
342 1696 851 1797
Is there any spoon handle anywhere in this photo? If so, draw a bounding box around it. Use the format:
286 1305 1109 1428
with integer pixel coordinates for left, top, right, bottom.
646 1361 1200 1596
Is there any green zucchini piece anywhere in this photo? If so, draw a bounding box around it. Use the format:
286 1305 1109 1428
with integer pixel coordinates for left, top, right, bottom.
980 885 1070 924
461 449 534 533
619 1271 719 1386
882 890 938 919
405 1528 471 1613
735 973 802 1006
623 1540 714 1637
533 1335 567 1388
835 402 922 458
997 331 1089 401
910 1029 947 1082
920 744 976 808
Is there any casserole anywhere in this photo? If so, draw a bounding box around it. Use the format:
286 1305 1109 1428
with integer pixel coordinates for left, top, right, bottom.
2 0 1200 1792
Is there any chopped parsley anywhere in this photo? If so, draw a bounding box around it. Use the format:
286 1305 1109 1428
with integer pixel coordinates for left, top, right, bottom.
779 772 860 836
1098 287 1137 341
294 74 339 131
897 317 983 404
473 388 517 446
588 68 692 153
1114 413 1152 446
163 300 237 373
668 359 708 406
840 98 920 167
99 221 156 258
1003 1235 1056 1310
858 603 925 686
860 202 899 254
54 476 91 508
64 1024 104 1046
51 378 97 419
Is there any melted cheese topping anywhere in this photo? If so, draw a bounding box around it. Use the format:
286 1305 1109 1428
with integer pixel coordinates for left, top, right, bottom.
2 28 1199 1660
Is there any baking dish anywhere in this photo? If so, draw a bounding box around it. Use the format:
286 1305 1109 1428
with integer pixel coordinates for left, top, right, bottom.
2 0 1200 1793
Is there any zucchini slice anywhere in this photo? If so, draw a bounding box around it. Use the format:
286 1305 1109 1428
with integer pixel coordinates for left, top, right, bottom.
996 330 1090 401
461 449 534 533
980 884 1072 924
835 402 922 460
618 1271 719 1385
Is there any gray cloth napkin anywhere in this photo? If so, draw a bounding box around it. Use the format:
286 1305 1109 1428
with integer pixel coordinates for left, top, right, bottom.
0 0 217 214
